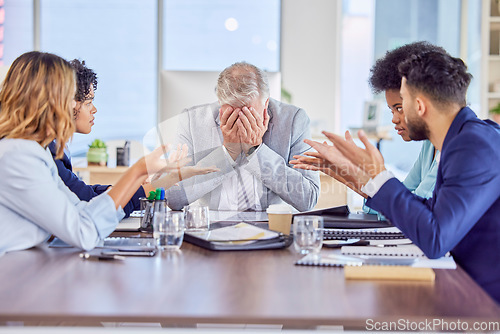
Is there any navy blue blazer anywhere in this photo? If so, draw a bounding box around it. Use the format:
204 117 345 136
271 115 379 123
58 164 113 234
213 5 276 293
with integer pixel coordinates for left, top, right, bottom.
367 107 500 303
48 142 144 218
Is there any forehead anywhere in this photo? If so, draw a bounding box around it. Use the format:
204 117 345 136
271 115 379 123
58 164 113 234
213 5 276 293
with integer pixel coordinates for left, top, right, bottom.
248 98 264 109
224 97 264 109
385 89 401 103
400 77 409 94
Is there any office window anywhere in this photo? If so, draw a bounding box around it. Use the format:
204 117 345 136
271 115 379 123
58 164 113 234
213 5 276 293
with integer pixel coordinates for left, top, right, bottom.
341 0 480 175
40 0 157 156
3 0 33 65
163 0 280 71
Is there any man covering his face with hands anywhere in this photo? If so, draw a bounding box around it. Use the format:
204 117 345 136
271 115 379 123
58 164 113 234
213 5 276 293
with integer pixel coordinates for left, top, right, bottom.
165 62 319 212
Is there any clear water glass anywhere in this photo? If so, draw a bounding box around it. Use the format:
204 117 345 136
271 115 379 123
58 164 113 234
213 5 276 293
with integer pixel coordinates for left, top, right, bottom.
184 205 210 232
293 215 324 255
154 211 185 251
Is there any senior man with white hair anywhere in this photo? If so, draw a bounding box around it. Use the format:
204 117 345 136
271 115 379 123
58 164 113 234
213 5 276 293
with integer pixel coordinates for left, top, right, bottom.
165 62 320 212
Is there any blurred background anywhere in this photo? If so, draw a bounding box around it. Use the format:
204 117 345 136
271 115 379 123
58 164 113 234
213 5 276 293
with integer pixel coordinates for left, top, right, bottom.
3 0 484 178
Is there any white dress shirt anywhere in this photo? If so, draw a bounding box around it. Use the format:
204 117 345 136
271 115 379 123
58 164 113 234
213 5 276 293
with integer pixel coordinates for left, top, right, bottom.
219 145 262 211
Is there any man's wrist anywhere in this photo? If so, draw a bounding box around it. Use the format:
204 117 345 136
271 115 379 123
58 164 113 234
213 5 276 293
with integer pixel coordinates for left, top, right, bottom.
223 142 242 161
222 145 238 166
361 170 395 198
246 145 260 156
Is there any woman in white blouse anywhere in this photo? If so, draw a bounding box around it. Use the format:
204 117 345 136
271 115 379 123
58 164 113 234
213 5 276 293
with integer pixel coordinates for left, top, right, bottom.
0 51 181 255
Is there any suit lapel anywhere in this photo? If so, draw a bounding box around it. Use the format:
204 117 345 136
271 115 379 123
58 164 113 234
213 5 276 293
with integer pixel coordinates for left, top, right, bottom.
259 106 275 210
210 108 223 208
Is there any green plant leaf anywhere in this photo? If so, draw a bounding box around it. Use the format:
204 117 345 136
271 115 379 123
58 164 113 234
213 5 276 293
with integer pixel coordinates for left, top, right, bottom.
490 103 500 114
88 139 107 148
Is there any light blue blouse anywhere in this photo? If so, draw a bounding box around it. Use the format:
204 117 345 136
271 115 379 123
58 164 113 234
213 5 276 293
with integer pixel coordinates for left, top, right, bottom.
364 140 439 216
401 140 439 198
0 139 124 255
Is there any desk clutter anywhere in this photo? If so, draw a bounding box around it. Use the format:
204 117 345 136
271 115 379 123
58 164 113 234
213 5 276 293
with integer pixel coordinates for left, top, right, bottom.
87 205 457 279
295 246 455 270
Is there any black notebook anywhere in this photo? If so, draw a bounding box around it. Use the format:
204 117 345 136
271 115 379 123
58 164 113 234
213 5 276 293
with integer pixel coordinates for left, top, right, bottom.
183 222 293 251
294 205 393 229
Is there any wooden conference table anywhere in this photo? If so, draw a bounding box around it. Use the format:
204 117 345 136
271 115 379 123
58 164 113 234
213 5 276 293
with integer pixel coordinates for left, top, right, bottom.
0 230 499 330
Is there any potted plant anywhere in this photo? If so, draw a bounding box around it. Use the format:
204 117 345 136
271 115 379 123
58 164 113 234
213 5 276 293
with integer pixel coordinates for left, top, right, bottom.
489 103 500 125
87 139 108 166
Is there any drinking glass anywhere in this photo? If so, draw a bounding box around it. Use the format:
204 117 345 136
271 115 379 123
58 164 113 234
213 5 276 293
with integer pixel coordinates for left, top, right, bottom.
184 205 210 232
154 211 185 251
293 215 324 254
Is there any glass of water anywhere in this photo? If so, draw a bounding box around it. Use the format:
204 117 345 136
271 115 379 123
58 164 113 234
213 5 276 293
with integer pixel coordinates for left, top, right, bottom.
154 211 185 251
293 215 324 255
184 205 210 232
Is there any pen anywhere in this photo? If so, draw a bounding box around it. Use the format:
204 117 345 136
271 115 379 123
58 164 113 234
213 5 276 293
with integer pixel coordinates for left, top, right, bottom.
79 252 125 261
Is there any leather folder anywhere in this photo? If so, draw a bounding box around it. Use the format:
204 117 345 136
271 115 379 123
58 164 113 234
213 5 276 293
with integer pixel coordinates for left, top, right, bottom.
293 205 393 229
183 222 293 251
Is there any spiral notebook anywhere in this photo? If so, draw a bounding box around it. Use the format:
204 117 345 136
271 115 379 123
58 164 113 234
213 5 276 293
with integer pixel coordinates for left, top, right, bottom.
295 253 417 267
296 244 456 269
341 244 428 257
323 227 407 241
295 253 435 281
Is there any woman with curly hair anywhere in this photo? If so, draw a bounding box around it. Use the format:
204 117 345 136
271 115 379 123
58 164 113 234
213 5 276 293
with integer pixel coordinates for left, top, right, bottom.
47 59 146 217
48 59 217 218
0 51 183 254
364 42 445 215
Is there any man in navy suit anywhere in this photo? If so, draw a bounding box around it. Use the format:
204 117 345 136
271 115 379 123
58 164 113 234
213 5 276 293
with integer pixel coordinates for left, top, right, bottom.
292 50 500 303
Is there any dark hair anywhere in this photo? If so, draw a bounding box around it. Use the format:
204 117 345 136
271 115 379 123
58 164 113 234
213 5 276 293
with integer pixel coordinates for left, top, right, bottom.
368 41 447 94
398 51 472 107
70 59 97 102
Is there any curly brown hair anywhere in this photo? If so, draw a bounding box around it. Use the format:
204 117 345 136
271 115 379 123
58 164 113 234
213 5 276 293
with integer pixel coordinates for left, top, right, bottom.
368 41 447 94
70 59 98 102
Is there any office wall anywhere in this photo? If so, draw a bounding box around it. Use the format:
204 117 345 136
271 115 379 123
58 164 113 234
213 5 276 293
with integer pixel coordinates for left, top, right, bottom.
281 0 342 135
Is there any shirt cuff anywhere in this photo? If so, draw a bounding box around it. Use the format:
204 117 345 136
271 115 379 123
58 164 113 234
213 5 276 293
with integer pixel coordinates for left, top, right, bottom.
361 170 395 198
246 144 261 158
